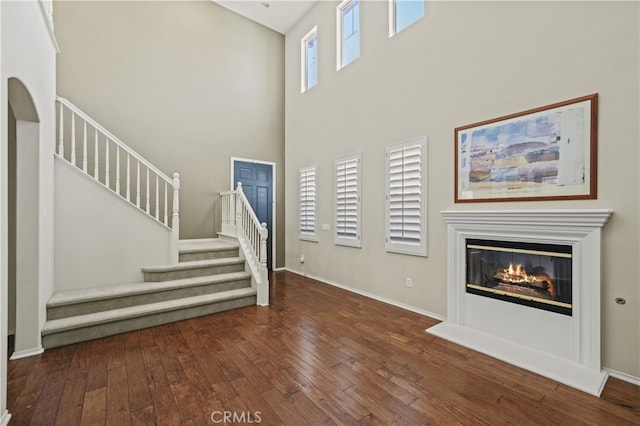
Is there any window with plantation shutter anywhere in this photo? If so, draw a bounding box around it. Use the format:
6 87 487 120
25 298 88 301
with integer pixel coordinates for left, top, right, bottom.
335 153 361 247
299 165 318 241
385 137 427 256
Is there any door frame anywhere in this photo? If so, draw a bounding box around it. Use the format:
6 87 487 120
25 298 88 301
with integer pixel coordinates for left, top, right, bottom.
230 157 276 270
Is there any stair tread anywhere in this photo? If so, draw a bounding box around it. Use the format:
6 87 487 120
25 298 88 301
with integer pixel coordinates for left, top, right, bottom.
142 257 244 273
48 271 252 307
178 238 238 253
43 287 257 334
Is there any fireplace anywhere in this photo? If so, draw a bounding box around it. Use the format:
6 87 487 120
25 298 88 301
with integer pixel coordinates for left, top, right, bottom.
466 238 572 316
430 209 612 396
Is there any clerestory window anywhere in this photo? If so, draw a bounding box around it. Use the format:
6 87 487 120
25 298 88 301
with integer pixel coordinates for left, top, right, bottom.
301 26 318 92
389 0 424 36
337 0 360 69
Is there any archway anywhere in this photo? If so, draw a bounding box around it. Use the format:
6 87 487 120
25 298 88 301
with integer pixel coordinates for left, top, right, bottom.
6 78 41 358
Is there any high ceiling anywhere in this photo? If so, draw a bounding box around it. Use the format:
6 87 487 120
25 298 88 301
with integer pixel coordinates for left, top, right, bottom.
214 1 317 35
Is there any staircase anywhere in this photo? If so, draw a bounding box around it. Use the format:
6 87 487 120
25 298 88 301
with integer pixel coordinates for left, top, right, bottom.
48 97 268 349
42 239 256 349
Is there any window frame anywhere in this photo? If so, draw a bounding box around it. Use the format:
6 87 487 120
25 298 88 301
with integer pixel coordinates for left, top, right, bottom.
299 164 319 242
336 0 360 70
389 0 424 37
334 153 362 248
301 26 319 93
385 137 428 257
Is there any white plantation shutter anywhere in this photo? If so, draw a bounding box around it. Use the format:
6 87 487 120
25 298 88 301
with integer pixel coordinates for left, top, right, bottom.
335 154 361 247
386 138 427 256
299 165 318 241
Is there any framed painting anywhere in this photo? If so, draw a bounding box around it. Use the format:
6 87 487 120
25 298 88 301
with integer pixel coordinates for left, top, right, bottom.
455 94 598 203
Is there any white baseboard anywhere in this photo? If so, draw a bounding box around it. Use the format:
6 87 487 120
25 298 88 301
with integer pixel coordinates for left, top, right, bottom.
10 346 44 360
604 368 640 387
273 267 287 272
283 268 445 322
0 410 11 426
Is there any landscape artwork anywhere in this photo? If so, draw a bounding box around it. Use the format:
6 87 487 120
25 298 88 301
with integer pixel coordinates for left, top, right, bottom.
455 94 597 202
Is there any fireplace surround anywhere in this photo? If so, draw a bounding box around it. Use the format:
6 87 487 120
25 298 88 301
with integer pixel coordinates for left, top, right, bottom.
429 209 612 396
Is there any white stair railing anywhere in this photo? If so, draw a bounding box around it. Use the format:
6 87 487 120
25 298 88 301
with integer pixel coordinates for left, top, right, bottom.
220 182 269 306
55 97 180 263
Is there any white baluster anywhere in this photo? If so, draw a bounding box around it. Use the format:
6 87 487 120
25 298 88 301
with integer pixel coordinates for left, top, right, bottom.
146 168 150 214
164 181 168 226
94 129 99 181
82 121 88 172
115 146 121 195
57 103 64 156
105 137 110 188
71 112 76 166
136 162 141 208
126 154 131 201
155 175 159 220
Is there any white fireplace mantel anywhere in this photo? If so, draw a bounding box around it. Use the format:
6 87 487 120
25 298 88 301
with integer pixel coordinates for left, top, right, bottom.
428 209 613 396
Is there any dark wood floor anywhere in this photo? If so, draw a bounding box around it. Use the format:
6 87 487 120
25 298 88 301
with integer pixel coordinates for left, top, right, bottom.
7 271 639 425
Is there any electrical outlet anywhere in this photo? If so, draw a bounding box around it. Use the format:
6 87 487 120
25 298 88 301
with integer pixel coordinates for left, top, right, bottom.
406 277 412 287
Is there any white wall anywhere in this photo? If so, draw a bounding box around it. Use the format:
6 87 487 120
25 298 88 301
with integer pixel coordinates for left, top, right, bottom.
54 0 286 266
54 158 173 290
284 1 639 378
0 0 57 421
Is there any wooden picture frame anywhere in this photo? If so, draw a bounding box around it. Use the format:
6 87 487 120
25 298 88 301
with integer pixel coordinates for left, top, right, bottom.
455 94 598 203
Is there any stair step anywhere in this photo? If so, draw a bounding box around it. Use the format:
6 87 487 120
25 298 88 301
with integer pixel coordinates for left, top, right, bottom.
47 271 252 320
179 239 239 262
142 258 245 282
42 287 257 349
178 238 237 251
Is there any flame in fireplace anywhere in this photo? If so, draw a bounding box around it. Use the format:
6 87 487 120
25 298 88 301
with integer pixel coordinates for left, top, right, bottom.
499 263 556 298
507 263 526 278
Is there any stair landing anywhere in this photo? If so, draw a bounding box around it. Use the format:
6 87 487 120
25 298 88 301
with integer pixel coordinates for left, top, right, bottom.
179 238 235 251
178 238 240 262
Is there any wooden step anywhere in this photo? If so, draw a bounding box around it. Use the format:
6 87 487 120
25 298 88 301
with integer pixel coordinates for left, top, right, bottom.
42 287 257 349
47 271 251 320
142 258 245 282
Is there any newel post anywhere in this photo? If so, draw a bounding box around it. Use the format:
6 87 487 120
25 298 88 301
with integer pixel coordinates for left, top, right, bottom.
170 172 180 264
235 182 243 237
258 222 269 306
